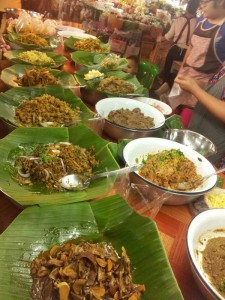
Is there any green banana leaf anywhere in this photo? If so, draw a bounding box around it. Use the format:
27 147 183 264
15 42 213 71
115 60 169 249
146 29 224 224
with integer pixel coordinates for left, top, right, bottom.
0 124 119 206
75 68 148 97
0 64 77 88
64 36 110 53
4 31 59 50
4 50 67 68
0 195 183 300
0 85 93 127
71 51 128 70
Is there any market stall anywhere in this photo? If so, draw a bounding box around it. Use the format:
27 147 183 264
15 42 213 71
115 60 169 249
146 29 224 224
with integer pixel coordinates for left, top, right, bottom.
0 9 224 300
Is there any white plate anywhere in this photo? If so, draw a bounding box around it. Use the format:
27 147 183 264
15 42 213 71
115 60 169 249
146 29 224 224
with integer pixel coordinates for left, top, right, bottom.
56 25 84 32
134 97 172 115
58 31 97 39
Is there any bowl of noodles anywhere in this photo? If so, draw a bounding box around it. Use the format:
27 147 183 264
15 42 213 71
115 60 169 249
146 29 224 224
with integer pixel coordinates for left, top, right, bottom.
123 138 217 205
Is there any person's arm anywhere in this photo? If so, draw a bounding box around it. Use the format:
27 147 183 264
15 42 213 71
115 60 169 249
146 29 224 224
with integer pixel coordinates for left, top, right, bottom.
180 44 192 68
175 76 225 123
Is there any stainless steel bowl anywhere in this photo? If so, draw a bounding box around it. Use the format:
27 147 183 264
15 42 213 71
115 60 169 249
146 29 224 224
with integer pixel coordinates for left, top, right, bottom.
95 98 165 140
80 88 106 106
163 129 217 158
123 138 217 205
130 173 206 205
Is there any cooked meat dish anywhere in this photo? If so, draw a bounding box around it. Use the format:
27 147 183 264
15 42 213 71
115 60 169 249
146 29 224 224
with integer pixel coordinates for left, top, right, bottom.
15 94 80 127
31 241 145 300
107 108 154 129
98 76 134 94
139 149 202 190
14 142 98 191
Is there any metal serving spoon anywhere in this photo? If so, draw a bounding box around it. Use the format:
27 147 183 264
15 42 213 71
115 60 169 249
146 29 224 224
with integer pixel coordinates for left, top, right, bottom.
177 167 225 191
60 164 143 190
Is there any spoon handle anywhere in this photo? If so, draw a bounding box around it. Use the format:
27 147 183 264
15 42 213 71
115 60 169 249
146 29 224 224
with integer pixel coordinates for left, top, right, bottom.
88 164 143 183
203 166 225 182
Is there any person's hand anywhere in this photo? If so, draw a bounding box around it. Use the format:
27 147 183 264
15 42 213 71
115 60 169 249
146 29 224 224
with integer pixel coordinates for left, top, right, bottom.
0 35 10 52
175 76 200 93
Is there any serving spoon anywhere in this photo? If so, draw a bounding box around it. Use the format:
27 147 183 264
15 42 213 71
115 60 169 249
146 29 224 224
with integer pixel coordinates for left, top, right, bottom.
177 167 225 191
60 164 143 190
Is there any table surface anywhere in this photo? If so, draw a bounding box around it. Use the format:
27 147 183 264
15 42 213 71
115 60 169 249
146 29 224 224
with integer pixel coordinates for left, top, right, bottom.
0 32 221 300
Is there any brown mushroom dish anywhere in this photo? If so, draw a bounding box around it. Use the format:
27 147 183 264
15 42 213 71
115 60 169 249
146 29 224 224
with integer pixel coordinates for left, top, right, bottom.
31 241 145 300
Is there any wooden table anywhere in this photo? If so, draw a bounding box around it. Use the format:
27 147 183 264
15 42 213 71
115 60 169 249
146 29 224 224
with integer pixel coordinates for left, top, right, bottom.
0 40 220 300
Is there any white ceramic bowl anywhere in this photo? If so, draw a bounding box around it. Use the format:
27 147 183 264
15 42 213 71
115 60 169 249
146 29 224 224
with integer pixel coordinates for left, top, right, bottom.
123 138 217 205
134 96 172 115
59 32 97 39
56 25 84 32
187 209 225 300
95 98 165 140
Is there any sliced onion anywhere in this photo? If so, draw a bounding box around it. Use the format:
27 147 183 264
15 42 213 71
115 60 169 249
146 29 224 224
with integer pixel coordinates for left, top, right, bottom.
51 150 60 153
18 169 30 178
43 169 50 181
60 158 66 174
19 156 39 160
59 142 71 145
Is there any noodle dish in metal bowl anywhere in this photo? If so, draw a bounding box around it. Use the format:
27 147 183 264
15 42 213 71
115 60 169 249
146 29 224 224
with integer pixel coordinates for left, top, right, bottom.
123 137 217 205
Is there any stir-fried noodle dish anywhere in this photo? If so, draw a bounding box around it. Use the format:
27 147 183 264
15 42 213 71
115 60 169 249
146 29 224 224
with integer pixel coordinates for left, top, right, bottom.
16 67 58 86
139 149 202 190
16 33 49 47
73 38 108 53
31 241 145 300
14 142 98 191
15 94 80 127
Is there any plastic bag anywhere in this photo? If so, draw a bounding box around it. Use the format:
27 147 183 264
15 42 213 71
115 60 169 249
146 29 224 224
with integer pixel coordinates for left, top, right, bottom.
125 183 172 219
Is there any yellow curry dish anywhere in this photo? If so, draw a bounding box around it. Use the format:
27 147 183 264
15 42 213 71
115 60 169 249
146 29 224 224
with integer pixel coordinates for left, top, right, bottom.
31 241 145 300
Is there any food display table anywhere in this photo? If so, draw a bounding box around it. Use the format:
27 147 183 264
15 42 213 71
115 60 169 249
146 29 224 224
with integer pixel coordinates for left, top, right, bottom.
0 29 222 300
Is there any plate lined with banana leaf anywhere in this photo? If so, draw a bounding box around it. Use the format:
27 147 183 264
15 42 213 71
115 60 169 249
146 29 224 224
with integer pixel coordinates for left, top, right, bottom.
0 194 184 300
71 51 128 70
64 36 110 53
4 49 67 68
4 31 59 50
0 85 92 128
0 64 77 88
0 124 119 206
75 68 148 97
